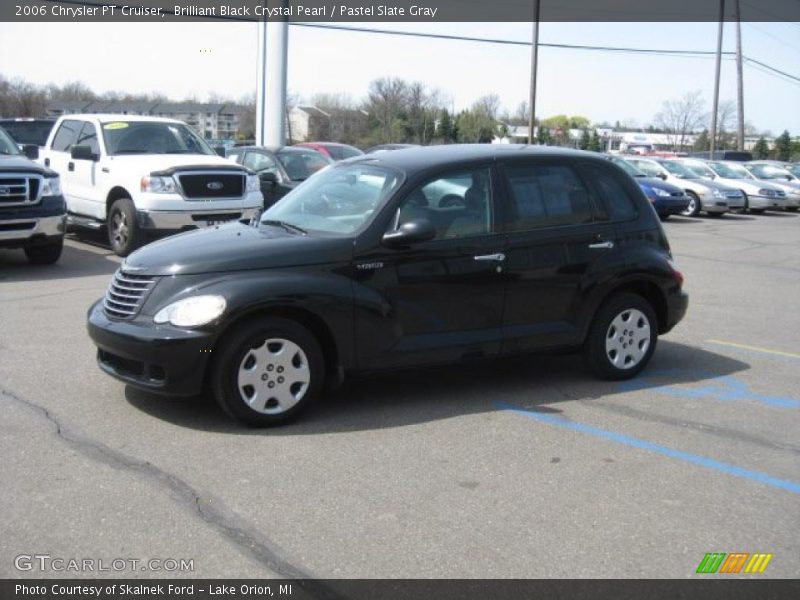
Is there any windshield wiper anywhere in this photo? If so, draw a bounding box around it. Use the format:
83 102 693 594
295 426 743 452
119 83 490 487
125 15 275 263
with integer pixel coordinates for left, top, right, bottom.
113 149 148 154
261 219 307 235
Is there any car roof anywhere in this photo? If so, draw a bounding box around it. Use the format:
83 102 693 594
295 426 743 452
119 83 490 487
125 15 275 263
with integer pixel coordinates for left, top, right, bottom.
232 145 320 154
58 113 185 124
347 144 605 172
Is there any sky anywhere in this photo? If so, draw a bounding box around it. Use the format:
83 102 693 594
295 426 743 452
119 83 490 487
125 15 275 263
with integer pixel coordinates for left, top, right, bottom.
0 20 798 135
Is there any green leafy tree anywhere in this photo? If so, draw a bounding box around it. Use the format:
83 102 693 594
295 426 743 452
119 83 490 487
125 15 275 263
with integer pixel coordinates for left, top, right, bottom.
536 126 551 145
775 130 792 161
693 129 710 152
753 136 770 159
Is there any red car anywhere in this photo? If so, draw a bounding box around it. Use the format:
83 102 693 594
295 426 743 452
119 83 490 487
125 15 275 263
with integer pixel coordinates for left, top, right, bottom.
295 142 364 161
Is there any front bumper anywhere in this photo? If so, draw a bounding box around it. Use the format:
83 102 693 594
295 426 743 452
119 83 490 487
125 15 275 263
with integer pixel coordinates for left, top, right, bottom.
87 299 215 396
653 196 690 215
701 199 730 214
136 207 260 231
0 213 66 247
748 195 787 210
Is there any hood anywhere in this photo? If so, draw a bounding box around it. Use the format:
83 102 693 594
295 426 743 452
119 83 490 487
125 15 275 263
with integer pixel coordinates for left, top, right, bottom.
123 221 354 276
638 177 684 194
715 177 783 194
0 153 53 175
107 153 243 174
760 179 800 193
684 177 740 192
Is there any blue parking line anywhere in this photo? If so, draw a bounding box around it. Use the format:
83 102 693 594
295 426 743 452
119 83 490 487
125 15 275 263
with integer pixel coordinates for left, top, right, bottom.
495 402 800 495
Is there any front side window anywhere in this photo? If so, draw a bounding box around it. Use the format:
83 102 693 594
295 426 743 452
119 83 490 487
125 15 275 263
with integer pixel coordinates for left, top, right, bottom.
395 167 493 240
262 165 401 235
504 163 593 230
102 121 214 156
660 161 696 178
76 122 100 154
276 150 332 182
629 160 663 178
243 151 278 173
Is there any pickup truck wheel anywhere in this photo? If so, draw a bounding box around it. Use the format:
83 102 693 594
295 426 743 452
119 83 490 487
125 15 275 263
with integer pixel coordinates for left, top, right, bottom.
24 238 64 265
108 198 142 257
582 293 657 381
211 317 324 427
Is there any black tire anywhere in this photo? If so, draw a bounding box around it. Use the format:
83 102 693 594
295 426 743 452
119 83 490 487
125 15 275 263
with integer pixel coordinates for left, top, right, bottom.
211 316 325 426
786 206 798 212
740 191 749 214
582 293 658 381
682 191 701 217
659 213 670 221
24 238 64 265
750 208 765 215
107 198 143 257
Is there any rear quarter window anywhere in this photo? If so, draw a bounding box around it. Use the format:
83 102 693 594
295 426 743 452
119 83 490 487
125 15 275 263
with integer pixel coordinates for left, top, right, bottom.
582 163 638 221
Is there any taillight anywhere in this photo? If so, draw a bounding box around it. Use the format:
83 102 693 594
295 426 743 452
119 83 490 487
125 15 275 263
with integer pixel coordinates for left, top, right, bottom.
667 258 684 288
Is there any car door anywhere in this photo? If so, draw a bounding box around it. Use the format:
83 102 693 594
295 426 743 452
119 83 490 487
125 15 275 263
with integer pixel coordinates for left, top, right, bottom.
242 150 285 207
69 121 106 219
352 165 508 370
498 159 617 354
44 119 82 210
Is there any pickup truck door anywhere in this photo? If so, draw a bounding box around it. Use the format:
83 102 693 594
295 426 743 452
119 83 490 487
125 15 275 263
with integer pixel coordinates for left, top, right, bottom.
43 119 82 213
69 122 106 220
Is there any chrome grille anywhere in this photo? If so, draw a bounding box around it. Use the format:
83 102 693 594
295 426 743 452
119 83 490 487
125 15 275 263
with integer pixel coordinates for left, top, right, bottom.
723 190 743 199
103 269 158 319
177 171 245 200
0 173 42 206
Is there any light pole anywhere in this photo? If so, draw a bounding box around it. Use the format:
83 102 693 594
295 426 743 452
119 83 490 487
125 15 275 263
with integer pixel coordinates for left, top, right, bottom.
528 0 541 145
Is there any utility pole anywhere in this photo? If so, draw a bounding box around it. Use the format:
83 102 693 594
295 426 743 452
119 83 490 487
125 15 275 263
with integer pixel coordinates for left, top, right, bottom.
528 0 540 144
710 0 725 159
255 1 289 147
734 0 745 150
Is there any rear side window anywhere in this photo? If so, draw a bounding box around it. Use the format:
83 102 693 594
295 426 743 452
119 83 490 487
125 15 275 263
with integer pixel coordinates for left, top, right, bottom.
504 163 593 230
629 160 662 178
51 120 82 152
76 122 100 155
582 163 638 221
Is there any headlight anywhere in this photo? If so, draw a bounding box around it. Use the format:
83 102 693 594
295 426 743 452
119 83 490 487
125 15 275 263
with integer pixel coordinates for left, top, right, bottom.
41 175 61 196
758 189 774 197
246 174 260 193
153 295 226 327
141 175 178 194
711 189 725 199
652 187 671 197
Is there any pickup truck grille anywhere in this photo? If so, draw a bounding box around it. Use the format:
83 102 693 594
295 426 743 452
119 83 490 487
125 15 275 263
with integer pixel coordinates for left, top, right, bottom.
103 269 158 319
178 172 245 199
0 174 41 206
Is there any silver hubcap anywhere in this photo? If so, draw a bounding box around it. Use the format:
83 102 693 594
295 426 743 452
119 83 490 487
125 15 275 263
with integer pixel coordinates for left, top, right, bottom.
682 196 696 216
237 338 310 414
111 211 128 247
605 309 651 370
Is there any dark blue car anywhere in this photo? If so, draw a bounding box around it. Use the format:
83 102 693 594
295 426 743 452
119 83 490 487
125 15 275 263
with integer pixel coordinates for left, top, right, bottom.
608 156 690 219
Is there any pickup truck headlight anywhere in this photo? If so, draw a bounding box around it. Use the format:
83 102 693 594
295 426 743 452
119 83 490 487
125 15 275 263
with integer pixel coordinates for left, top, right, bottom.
41 175 61 196
246 174 260 193
141 175 178 194
652 187 671 197
153 295 226 327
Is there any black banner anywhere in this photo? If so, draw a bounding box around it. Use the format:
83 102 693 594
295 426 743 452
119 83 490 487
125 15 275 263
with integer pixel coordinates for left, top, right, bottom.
3 579 800 600
3 0 800 22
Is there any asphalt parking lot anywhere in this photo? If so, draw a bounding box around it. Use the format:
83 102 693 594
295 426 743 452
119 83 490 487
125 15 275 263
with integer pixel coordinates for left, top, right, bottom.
1 212 798 580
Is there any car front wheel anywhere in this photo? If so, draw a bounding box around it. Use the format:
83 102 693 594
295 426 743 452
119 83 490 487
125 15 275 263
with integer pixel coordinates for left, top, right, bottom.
211 317 324 426
681 192 701 217
583 293 657 380
108 198 143 257
24 238 64 264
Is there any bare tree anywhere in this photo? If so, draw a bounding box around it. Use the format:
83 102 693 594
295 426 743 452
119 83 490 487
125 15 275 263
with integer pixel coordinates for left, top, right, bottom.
654 90 706 151
365 77 409 143
714 100 736 150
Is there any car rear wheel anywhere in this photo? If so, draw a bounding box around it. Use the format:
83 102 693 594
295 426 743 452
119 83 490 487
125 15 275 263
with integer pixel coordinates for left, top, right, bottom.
750 208 765 214
211 317 324 426
681 192 700 217
583 293 657 380
24 238 64 264
108 198 143 257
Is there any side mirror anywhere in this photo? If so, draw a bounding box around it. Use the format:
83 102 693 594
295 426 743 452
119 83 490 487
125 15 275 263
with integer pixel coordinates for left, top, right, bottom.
259 171 278 185
214 146 226 157
382 218 437 248
657 172 667 180
71 145 98 161
22 144 39 160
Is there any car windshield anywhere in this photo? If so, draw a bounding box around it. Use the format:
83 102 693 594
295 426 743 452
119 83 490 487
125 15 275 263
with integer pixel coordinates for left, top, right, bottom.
101 121 215 156
660 161 696 178
612 158 645 177
0 120 54 146
683 162 716 178
709 161 751 179
261 165 402 235
787 164 800 178
276 149 332 181
748 164 795 180
0 127 21 155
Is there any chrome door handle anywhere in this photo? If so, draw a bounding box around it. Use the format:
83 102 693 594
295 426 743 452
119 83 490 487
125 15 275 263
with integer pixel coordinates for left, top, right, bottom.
588 241 614 249
474 253 506 261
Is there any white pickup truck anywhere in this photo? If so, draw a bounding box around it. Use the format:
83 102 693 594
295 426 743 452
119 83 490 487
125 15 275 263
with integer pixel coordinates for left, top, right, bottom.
39 114 263 256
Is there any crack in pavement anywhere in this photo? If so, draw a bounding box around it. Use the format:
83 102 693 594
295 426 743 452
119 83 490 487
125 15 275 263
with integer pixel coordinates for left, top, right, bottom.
0 385 346 600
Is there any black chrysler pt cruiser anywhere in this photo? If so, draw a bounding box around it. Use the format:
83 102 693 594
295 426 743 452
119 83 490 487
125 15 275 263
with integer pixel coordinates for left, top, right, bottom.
87 145 688 426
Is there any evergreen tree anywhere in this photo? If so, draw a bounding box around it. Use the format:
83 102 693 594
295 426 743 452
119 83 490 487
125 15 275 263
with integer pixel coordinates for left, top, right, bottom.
579 128 590 150
693 129 710 152
437 109 454 143
753 136 770 159
588 130 602 152
536 126 551 145
775 130 792 161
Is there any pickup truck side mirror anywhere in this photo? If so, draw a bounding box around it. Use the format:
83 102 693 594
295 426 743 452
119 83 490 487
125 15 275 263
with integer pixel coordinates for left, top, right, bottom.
382 218 437 248
22 144 39 160
71 145 99 161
